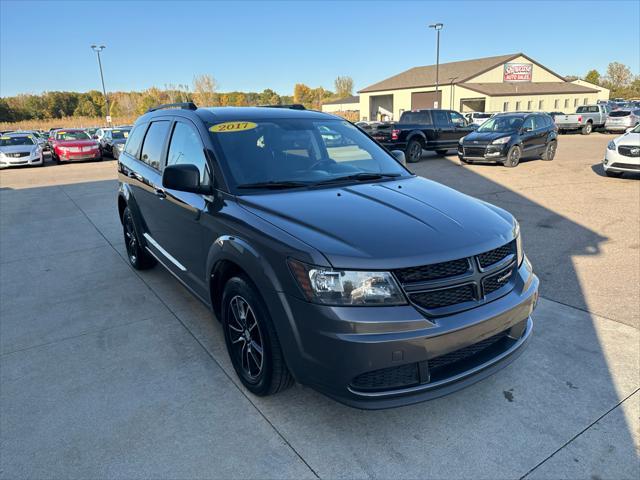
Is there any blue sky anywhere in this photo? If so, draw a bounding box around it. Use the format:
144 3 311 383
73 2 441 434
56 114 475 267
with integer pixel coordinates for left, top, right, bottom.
1 0 638 97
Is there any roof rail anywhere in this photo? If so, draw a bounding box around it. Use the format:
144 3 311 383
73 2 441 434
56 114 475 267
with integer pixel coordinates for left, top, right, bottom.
146 102 198 113
259 104 306 110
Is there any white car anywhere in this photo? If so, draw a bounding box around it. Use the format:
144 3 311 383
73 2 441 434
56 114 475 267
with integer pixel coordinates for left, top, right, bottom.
0 133 44 168
603 124 640 177
464 112 493 126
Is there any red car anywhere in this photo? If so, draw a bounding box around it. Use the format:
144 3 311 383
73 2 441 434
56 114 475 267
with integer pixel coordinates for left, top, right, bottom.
50 129 102 164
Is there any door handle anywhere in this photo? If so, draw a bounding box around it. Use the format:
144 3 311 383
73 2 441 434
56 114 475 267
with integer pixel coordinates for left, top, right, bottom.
154 188 166 199
128 171 143 181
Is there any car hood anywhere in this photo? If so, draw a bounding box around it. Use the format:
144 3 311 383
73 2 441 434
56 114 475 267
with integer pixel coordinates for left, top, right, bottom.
238 176 516 270
0 145 37 154
55 140 98 147
463 130 515 143
613 131 640 145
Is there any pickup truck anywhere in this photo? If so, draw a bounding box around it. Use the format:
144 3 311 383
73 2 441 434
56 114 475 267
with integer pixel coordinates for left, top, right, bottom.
554 104 609 135
369 109 476 163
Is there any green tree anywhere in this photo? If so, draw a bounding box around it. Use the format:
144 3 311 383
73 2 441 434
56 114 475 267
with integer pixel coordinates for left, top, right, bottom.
584 69 601 85
334 76 354 98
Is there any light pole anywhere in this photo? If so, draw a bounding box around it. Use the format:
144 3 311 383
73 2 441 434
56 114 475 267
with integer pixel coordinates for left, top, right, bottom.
90 45 110 125
428 23 443 108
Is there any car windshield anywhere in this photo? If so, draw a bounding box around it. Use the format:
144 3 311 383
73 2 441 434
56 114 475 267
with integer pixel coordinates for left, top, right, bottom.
476 116 524 132
111 129 130 140
55 131 90 141
0 136 35 147
208 118 408 190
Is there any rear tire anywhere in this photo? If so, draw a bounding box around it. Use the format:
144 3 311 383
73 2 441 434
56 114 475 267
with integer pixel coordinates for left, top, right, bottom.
504 145 522 168
122 207 157 270
581 122 592 135
405 139 423 163
541 141 557 161
222 275 294 396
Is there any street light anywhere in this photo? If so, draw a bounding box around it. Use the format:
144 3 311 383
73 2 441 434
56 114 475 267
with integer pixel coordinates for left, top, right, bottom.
428 23 443 108
90 44 110 125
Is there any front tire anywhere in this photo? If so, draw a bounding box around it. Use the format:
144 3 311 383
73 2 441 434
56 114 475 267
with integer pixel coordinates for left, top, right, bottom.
504 145 522 168
581 122 592 135
541 141 557 161
122 207 156 270
405 138 423 163
222 275 294 396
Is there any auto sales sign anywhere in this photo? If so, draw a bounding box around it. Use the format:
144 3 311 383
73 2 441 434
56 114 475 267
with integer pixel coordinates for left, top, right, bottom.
503 63 533 82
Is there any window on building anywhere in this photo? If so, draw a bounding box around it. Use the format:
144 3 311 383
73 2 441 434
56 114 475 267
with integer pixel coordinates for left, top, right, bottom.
564 99 569 109
527 100 533 110
583 98 588 105
574 98 579 107
515 101 521 111
503 102 509 112
538 100 544 110
554 99 560 109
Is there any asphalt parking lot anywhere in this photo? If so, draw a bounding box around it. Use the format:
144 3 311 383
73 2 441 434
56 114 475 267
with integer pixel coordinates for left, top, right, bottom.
1 134 638 479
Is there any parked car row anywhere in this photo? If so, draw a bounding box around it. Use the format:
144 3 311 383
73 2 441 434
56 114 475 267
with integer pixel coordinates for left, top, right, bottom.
554 104 640 135
0 132 45 168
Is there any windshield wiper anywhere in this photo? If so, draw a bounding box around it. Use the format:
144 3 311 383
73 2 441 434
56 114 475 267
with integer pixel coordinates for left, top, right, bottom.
236 180 310 190
313 172 401 186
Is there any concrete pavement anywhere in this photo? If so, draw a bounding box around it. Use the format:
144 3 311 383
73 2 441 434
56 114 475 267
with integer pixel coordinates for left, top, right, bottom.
1 137 638 479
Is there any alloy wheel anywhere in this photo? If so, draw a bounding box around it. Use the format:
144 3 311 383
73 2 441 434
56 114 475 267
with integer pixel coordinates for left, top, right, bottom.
227 295 264 381
124 213 138 264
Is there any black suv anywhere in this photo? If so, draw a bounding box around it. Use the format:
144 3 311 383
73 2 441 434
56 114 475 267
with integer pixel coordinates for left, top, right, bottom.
458 112 557 167
117 103 539 409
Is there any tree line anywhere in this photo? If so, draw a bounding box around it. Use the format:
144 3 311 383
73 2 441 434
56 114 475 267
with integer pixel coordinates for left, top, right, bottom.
0 74 355 123
569 61 640 99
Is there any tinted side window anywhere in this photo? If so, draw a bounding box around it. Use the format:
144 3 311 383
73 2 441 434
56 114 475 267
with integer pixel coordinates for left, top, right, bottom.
167 122 210 185
124 123 148 158
522 117 535 130
140 121 170 169
400 111 431 124
432 110 450 127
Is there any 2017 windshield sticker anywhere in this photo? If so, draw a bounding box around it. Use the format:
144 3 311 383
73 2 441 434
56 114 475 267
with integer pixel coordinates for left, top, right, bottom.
0 136 10 140
210 122 257 133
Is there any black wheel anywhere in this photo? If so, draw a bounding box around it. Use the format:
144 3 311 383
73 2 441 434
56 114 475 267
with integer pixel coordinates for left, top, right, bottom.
504 145 522 168
405 138 423 163
605 170 623 178
435 149 448 156
581 122 592 135
541 141 557 161
222 275 294 396
122 207 156 270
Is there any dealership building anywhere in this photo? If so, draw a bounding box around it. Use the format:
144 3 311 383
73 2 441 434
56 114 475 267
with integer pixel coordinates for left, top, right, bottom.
357 53 607 121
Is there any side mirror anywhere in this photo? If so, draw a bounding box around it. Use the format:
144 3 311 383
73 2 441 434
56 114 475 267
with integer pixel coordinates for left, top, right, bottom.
162 164 210 194
391 150 406 166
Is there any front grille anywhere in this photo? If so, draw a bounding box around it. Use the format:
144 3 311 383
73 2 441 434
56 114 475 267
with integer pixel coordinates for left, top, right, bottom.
428 330 509 372
610 162 640 170
395 258 469 283
351 363 419 392
477 241 515 269
483 268 513 295
6 152 30 158
616 146 640 157
463 146 486 157
410 284 475 309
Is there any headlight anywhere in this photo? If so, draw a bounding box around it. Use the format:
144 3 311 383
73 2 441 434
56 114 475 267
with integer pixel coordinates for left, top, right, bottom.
458 136 466 145
607 140 616 150
514 220 524 267
0 152 6 158
492 136 511 144
116 143 125 151
288 259 406 306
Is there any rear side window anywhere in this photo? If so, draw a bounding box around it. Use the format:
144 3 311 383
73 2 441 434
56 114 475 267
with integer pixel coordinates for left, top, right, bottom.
431 110 449 127
400 111 431 124
167 122 210 185
124 123 147 158
140 121 170 169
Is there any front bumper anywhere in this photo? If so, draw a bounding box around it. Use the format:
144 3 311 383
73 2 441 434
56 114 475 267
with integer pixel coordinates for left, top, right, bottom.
458 143 508 163
58 151 101 161
604 148 640 172
0 154 43 168
277 258 539 409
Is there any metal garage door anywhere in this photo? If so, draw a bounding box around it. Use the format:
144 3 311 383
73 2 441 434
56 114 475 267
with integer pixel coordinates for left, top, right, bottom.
411 91 442 109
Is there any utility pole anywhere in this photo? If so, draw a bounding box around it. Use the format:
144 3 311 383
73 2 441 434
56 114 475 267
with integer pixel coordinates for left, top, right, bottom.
428 23 443 108
91 45 111 125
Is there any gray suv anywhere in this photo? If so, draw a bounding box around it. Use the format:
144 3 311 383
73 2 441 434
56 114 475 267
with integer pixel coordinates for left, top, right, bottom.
117 103 539 409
